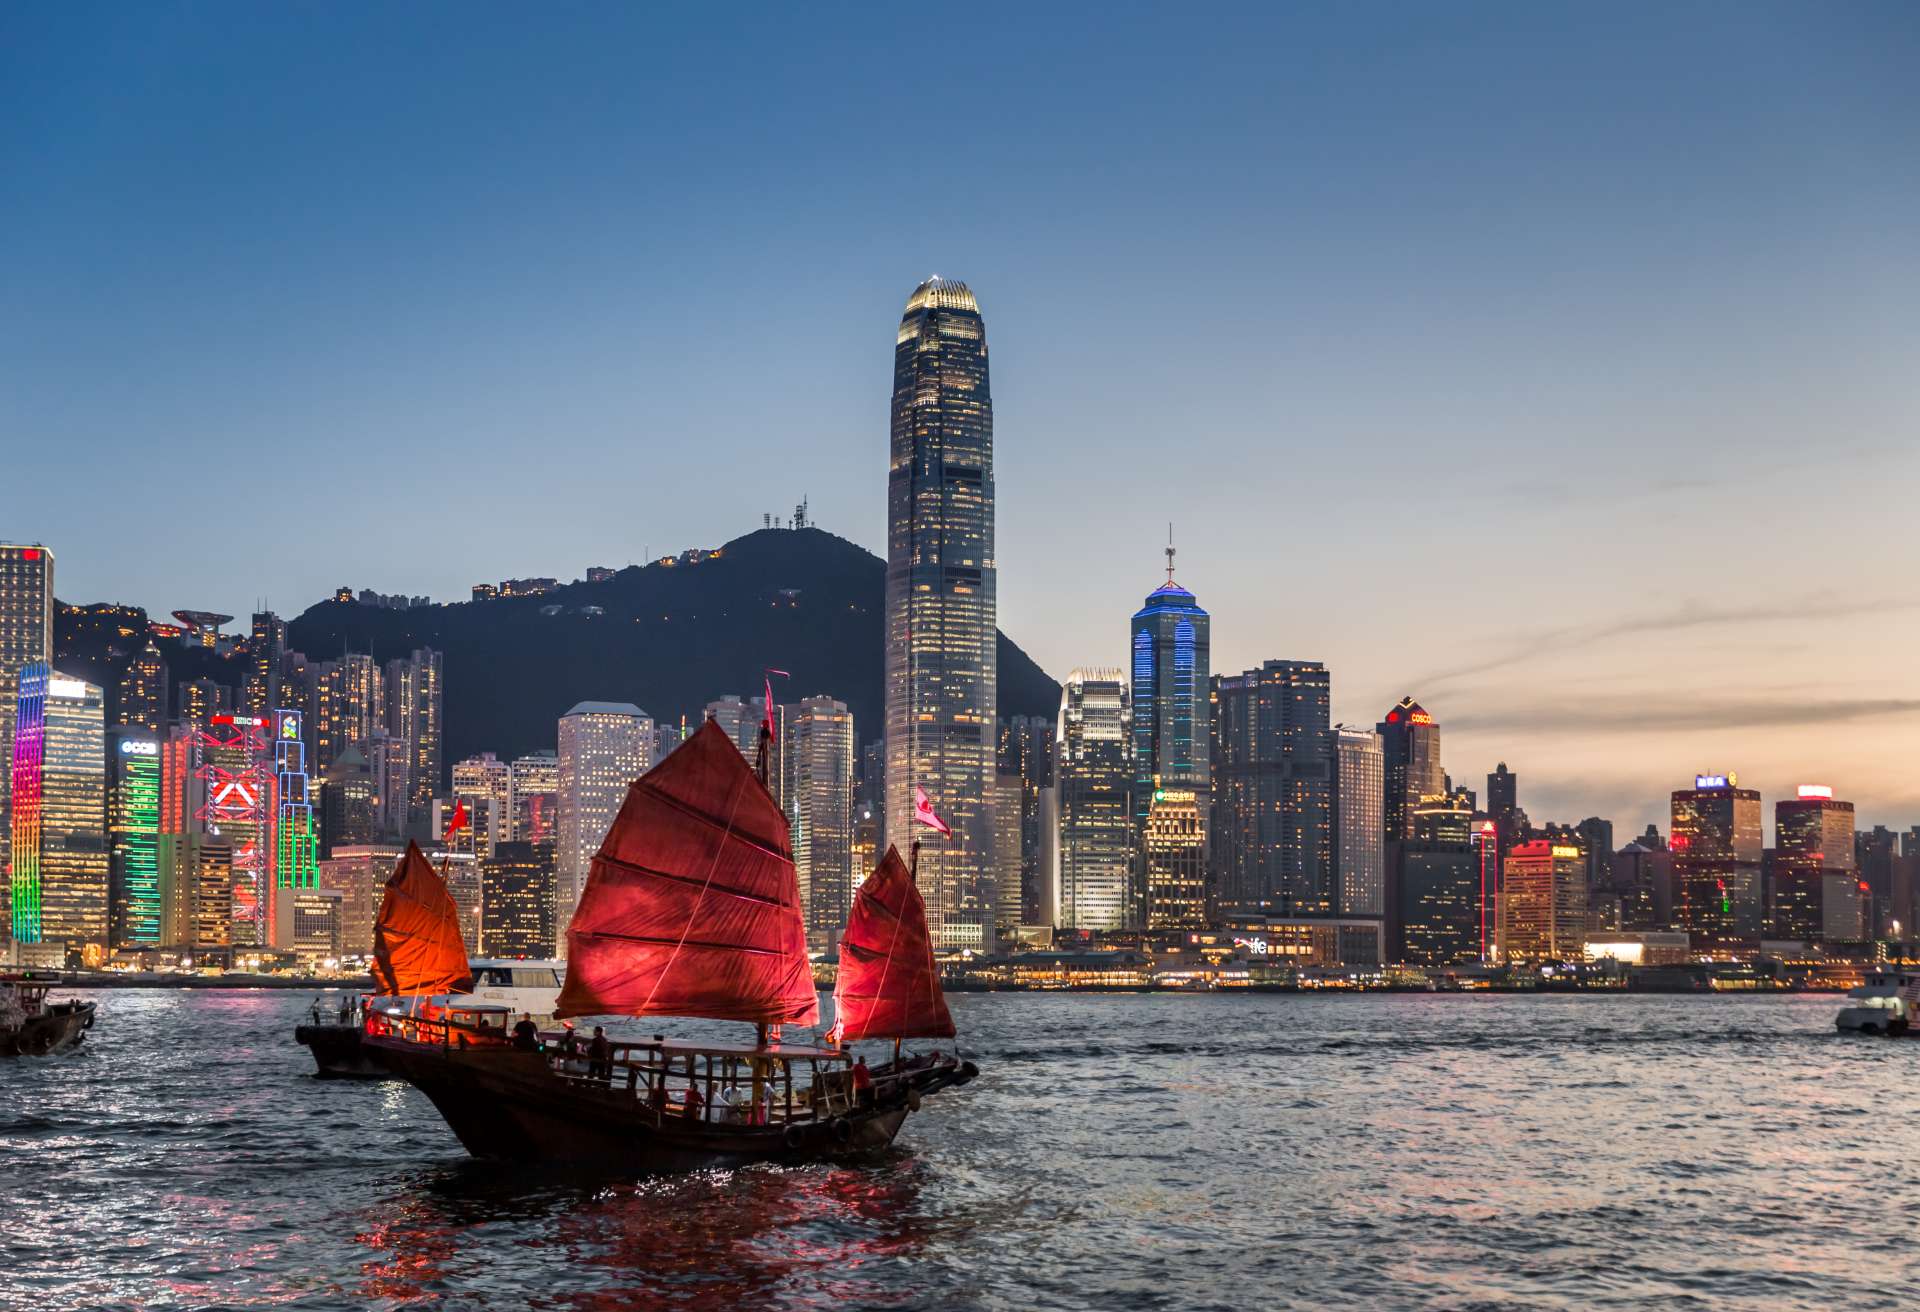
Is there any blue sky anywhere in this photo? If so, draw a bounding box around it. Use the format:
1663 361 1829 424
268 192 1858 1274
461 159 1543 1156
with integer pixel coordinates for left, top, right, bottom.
3 4 1916 833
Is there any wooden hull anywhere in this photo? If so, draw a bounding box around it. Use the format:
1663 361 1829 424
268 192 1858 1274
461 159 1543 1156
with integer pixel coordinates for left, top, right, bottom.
369 1035 975 1173
294 1023 395 1079
0 1002 94 1057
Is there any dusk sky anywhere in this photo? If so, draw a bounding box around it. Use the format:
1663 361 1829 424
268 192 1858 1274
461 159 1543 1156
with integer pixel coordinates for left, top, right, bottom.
4 4 1916 836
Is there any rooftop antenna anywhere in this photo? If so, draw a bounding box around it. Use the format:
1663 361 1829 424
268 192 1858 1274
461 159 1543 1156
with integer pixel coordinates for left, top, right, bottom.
1165 522 1177 585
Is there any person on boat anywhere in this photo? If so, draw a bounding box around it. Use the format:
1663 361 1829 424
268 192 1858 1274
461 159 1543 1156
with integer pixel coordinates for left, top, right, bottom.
588 1026 612 1080
649 1079 669 1116
337 997 352 1024
511 1012 538 1051
851 1055 873 1106
684 1083 705 1122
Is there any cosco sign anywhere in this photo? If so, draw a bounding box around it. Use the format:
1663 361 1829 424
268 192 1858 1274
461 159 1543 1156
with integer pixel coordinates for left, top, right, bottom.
120 739 158 756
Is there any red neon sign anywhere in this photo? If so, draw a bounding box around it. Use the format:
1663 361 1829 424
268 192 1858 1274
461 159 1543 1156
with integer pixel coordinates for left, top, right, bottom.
20 548 41 560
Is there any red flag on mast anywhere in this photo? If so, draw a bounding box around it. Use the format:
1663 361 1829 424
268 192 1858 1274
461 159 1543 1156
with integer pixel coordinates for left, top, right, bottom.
442 799 470 843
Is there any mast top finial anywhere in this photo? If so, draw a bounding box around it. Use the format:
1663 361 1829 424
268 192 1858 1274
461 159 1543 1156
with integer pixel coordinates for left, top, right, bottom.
1165 523 1176 585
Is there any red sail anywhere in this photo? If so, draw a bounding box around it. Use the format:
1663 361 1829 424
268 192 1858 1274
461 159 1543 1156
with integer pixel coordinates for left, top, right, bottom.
555 720 818 1025
831 845 955 1043
370 841 474 996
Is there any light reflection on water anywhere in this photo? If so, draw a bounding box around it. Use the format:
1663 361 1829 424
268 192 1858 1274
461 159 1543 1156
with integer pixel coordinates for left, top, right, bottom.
1 989 1913 1310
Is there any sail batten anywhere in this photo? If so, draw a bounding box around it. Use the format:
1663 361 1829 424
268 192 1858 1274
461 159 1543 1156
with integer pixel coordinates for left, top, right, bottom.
554 720 818 1025
831 845 955 1043
370 841 474 997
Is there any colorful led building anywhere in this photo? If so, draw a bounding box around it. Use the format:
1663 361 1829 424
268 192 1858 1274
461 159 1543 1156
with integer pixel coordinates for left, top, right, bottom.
109 728 164 951
9 666 110 964
0 542 54 894
273 707 318 946
1671 773 1763 957
885 276 998 950
192 714 276 946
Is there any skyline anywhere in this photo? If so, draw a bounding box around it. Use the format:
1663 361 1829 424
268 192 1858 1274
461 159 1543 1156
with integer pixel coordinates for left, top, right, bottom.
5 5 1918 835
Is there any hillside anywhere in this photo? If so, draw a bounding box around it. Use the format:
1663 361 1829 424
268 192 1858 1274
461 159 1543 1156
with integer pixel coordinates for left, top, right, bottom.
286 527 1060 774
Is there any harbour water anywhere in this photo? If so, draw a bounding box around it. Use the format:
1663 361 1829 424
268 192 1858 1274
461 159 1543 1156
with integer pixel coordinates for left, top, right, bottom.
1 989 1911 1311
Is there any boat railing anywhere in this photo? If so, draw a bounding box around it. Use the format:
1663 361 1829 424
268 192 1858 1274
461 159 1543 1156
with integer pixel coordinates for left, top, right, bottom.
365 1007 513 1050
535 1035 861 1129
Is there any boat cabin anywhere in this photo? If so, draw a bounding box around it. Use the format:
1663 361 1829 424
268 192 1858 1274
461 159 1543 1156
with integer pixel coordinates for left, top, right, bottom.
539 1033 863 1126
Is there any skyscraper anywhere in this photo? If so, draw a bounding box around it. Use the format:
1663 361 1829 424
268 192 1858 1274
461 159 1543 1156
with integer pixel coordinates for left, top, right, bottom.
271 707 318 946
1211 661 1335 916
109 727 164 952
556 701 652 934
509 750 560 845
1397 842 1479 965
1501 840 1586 963
1332 725 1384 916
9 667 109 965
480 840 557 958
451 752 512 857
1053 669 1132 930
1130 546 1210 897
885 275 997 950
1377 697 1443 841
244 612 286 718
1774 785 1858 942
997 715 1054 927
1143 784 1206 929
1672 773 1762 956
781 695 856 942
383 648 443 835
115 640 168 733
312 653 381 777
0 542 54 892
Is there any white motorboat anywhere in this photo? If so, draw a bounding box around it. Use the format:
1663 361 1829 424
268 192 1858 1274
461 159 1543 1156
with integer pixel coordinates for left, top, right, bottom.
1835 967 1920 1036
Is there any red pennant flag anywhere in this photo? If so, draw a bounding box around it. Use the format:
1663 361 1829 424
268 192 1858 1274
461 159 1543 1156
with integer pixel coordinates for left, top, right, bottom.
913 786 951 837
762 668 789 744
443 799 470 843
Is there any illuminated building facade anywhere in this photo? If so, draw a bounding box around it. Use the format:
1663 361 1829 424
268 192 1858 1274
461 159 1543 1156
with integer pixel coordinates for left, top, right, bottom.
109 728 164 951
1054 669 1133 930
1411 789 1476 846
322 749 380 853
0 542 53 891
176 677 229 726
1377 697 1443 841
9 668 110 963
1672 774 1763 955
273 887 341 966
115 641 168 733
556 701 652 932
192 714 276 946
781 696 856 942
1332 725 1384 917
272 707 318 945
1144 784 1206 929
451 752 512 857
1211 660 1334 917
993 772 1023 929
480 840 557 958
312 653 380 776
245 612 286 719
1501 840 1586 963
319 843 403 957
160 834 232 958
509 751 559 845
997 715 1054 926
1131 556 1210 900
383 648 443 836
1773 785 1857 942
885 276 997 950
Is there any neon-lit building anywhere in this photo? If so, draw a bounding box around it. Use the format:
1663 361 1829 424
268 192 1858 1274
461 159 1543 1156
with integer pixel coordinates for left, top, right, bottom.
1672 773 1762 956
273 707 318 947
192 714 276 946
109 728 164 951
9 666 109 964
0 542 54 893
1377 697 1443 842
1130 549 1210 899
1332 725 1384 917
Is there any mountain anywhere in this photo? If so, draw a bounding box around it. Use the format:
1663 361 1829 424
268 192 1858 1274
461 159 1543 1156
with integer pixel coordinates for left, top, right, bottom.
286 527 1060 775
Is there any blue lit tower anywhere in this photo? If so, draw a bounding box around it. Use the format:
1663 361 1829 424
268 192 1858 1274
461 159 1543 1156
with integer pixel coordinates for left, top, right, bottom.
1131 538 1210 894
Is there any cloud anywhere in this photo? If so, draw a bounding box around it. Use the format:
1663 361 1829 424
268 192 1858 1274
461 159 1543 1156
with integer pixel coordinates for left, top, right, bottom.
1414 596 1919 692
1449 694 1920 736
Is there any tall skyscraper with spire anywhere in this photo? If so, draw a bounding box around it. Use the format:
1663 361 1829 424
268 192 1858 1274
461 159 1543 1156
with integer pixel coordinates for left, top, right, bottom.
885 275 997 950
1131 535 1209 918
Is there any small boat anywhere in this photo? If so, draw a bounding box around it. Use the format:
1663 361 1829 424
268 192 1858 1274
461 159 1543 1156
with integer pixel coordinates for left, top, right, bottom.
296 841 482 1078
296 957 565 1079
1835 966 1920 1035
369 720 977 1171
0 974 96 1056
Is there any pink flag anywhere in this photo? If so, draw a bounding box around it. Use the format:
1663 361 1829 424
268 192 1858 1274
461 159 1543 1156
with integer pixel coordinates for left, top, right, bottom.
913 786 952 837
762 668 789 743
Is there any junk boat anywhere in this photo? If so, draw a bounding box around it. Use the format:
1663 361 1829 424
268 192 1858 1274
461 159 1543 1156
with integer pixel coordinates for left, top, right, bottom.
1835 966 1920 1036
296 841 499 1078
296 950 564 1079
0 975 96 1056
368 720 976 1171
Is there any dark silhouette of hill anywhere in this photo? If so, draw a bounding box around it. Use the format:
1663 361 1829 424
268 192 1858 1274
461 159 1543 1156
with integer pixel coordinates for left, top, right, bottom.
286 527 1059 778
